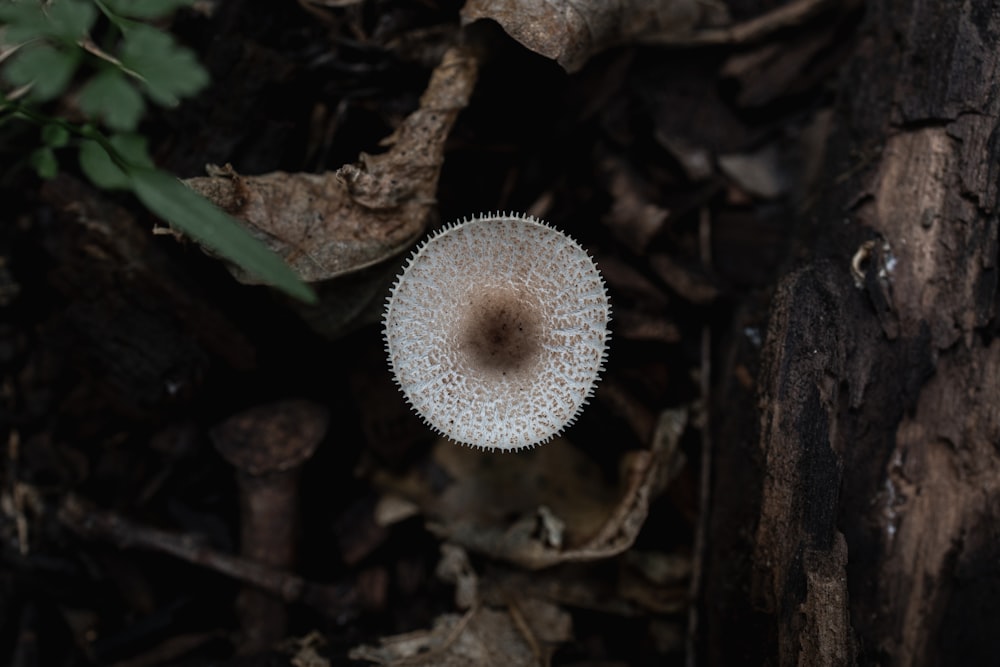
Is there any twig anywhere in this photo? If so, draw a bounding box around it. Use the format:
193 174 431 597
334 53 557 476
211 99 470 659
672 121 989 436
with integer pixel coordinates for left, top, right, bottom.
58 495 358 621
507 597 545 667
641 0 856 47
686 206 714 667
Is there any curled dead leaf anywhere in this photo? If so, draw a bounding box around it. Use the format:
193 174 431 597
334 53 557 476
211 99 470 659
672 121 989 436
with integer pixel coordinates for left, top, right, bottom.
462 0 726 72
183 46 478 284
463 0 852 73
370 408 687 569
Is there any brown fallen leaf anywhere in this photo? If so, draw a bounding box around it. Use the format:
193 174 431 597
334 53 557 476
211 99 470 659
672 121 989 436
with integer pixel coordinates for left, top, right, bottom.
648 253 720 304
184 46 478 284
596 256 670 310
436 543 480 610
717 146 789 199
618 550 691 613
600 156 669 254
348 604 572 666
353 544 572 666
370 408 687 569
281 632 330 667
613 309 681 344
461 0 727 72
595 256 681 343
480 553 690 617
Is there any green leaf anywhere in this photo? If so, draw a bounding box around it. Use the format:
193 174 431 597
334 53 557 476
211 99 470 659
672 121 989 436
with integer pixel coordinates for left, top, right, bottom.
3 43 80 101
41 123 71 147
102 0 194 19
0 0 97 42
79 69 145 131
127 169 315 302
29 146 58 179
77 138 312 300
0 2 49 43
45 0 98 41
78 133 152 190
79 139 128 189
120 25 209 106
77 139 129 190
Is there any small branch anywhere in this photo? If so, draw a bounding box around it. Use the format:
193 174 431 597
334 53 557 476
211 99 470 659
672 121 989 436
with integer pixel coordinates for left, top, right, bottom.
641 0 857 47
76 36 145 83
58 495 358 620
686 206 714 667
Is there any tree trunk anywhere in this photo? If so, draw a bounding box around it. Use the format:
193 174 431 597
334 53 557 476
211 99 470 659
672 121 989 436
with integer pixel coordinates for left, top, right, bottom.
706 1 1000 665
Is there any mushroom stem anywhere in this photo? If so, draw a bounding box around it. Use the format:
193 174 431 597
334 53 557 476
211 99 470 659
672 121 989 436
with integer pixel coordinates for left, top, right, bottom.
211 400 329 653
234 470 299 651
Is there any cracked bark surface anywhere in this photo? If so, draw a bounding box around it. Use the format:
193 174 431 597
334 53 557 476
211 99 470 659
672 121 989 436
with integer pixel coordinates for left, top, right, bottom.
705 1 1000 665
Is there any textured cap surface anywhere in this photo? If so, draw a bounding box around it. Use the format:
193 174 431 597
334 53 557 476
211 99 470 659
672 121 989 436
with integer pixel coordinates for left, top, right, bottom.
211 400 329 474
383 213 610 451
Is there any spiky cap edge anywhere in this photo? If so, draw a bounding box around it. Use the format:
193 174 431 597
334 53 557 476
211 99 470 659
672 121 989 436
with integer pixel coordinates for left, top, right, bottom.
382 211 612 452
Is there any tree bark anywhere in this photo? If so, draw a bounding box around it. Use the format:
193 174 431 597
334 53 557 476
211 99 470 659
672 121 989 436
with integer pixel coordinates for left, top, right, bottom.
706 1 1000 665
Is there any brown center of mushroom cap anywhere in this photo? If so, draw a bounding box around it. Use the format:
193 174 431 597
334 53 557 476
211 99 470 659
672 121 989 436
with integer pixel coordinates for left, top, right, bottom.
458 289 542 375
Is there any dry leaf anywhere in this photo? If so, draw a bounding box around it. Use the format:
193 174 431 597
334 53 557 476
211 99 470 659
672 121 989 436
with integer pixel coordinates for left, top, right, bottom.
597 256 670 310
718 146 789 199
283 632 330 667
719 8 851 109
648 254 720 304
436 543 480 610
613 310 681 344
600 156 669 254
481 554 690 617
184 46 478 283
656 134 714 181
596 256 680 343
372 438 617 563
481 565 638 618
348 604 571 666
461 0 721 72
370 409 687 569
618 551 690 613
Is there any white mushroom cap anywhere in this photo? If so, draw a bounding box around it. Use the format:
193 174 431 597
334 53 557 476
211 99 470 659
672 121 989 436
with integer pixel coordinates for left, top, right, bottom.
383 212 611 451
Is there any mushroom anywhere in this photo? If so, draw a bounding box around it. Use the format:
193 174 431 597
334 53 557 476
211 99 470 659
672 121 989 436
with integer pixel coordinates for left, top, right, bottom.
383 212 611 451
210 399 329 652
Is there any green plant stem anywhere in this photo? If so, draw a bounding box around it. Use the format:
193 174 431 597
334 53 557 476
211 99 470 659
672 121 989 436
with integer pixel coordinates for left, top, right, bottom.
0 97 130 169
91 0 133 33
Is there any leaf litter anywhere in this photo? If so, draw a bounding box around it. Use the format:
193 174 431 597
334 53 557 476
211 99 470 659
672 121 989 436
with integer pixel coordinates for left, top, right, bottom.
1 0 858 662
183 45 478 285
461 0 728 72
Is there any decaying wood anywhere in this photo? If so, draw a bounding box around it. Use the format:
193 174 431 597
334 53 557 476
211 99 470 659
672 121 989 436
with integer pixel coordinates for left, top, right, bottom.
705 0 1000 664
751 264 859 665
